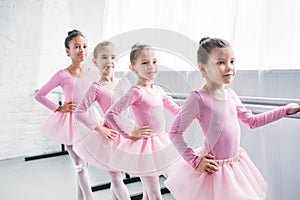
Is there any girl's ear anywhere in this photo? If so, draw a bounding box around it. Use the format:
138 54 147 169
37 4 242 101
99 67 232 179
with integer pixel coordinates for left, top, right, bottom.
129 64 135 72
198 63 206 76
65 48 70 57
92 58 97 65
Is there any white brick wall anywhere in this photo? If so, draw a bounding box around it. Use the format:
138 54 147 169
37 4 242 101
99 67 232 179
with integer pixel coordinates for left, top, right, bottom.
0 0 105 160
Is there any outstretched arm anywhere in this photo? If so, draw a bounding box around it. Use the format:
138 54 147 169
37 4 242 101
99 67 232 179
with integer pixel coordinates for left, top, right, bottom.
233 91 300 128
285 103 300 115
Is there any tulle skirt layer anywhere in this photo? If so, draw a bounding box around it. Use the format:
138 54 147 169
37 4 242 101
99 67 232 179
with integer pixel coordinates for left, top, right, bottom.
165 147 267 200
73 127 125 171
106 132 180 176
41 112 77 145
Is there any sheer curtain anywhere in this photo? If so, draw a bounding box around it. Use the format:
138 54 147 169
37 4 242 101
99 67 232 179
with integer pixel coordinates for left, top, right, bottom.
101 1 300 200
102 0 300 70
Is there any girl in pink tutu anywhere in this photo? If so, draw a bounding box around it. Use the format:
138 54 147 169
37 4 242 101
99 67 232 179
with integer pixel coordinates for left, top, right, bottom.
105 43 180 200
164 37 300 200
74 41 133 200
35 30 96 200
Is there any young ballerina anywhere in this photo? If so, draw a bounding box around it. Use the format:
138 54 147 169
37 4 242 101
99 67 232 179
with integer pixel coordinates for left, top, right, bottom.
164 37 300 200
35 30 96 200
104 43 180 200
74 41 132 200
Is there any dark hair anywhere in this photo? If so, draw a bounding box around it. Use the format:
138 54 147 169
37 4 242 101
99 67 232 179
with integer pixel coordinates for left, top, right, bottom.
93 40 115 59
64 30 85 49
130 43 154 65
197 37 230 64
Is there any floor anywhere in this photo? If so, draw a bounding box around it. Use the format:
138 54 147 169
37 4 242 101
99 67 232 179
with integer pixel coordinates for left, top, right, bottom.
0 154 175 200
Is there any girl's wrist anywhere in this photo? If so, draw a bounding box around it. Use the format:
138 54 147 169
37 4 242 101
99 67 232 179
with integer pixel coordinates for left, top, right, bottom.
55 106 62 112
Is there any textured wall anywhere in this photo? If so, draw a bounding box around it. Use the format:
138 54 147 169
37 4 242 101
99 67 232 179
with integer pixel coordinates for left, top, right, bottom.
0 0 105 159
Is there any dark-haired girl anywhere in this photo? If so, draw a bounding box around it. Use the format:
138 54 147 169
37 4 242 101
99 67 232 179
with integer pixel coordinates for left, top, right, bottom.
35 30 96 200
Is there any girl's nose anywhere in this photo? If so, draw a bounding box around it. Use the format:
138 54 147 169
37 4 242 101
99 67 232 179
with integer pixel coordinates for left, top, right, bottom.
148 63 155 69
106 57 113 64
79 46 86 52
226 63 234 70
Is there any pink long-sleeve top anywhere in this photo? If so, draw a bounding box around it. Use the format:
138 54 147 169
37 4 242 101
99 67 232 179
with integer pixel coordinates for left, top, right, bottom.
105 85 180 139
169 88 287 169
35 69 77 111
75 81 115 130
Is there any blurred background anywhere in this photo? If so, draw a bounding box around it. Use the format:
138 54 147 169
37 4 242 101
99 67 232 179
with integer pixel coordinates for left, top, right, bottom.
0 0 300 199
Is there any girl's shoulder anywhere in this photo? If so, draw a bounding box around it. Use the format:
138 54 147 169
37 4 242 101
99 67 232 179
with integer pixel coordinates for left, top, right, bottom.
226 87 239 99
129 85 144 95
49 68 67 81
153 84 166 94
56 68 74 79
190 88 209 98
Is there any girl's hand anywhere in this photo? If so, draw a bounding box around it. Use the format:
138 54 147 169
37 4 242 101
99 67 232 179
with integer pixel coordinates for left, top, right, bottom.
196 154 219 175
129 126 152 140
285 103 300 115
95 124 118 141
56 100 77 113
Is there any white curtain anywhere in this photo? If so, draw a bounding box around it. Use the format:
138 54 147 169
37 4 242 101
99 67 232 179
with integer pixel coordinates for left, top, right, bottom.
102 0 300 70
102 1 300 200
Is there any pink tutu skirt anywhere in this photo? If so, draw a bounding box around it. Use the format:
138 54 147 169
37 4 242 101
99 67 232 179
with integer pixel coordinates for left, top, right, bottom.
106 132 180 176
73 126 125 170
41 112 77 145
165 147 267 200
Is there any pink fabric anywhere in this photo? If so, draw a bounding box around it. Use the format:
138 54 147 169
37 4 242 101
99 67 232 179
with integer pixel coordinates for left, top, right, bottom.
75 81 114 130
73 78 131 169
165 88 286 200
106 85 179 138
165 147 267 200
104 85 180 175
169 88 286 168
35 68 98 145
35 69 76 111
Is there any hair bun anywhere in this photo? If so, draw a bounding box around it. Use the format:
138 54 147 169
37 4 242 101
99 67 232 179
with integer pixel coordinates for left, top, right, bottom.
131 43 141 50
199 37 210 45
68 29 81 36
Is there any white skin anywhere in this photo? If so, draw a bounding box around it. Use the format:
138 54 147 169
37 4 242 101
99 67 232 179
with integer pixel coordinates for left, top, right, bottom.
197 47 300 175
94 46 132 200
129 49 158 140
92 46 119 141
129 49 162 200
93 46 151 141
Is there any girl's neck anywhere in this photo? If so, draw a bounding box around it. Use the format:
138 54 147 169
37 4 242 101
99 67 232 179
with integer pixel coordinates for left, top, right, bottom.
67 63 83 77
202 83 228 100
100 74 114 83
100 75 118 89
136 79 154 89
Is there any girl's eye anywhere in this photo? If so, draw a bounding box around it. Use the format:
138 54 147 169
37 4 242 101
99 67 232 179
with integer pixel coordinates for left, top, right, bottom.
230 60 235 65
142 62 148 65
83 45 87 49
217 61 225 65
101 56 108 59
